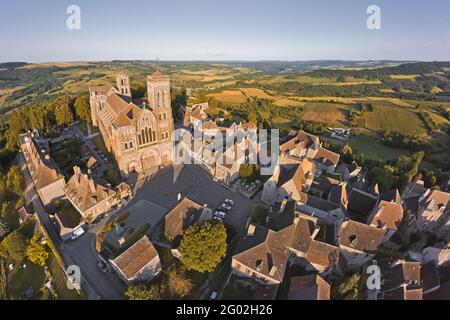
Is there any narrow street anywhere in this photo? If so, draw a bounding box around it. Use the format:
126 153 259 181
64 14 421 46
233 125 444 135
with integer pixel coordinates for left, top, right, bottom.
19 153 126 300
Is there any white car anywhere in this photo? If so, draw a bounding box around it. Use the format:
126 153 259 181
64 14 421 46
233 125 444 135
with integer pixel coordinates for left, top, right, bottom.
224 199 234 206
221 203 232 211
214 211 226 219
71 226 85 240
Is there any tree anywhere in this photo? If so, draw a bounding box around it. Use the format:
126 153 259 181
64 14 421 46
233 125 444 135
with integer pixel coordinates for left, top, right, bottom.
54 100 74 127
179 221 227 273
341 144 353 164
162 269 193 299
125 284 161 300
250 204 268 225
26 234 49 267
74 96 91 123
0 230 27 262
6 165 24 196
239 164 260 182
333 273 361 300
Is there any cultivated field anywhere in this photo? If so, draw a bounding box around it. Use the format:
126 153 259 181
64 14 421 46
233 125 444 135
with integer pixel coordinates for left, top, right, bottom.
363 105 428 135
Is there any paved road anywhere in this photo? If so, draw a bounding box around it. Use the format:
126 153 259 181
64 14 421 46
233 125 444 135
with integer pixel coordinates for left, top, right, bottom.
119 164 255 299
115 164 255 236
19 153 125 300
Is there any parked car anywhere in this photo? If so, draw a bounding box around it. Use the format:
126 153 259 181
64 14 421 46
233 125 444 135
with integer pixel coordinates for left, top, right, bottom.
221 203 232 211
97 261 108 273
214 211 226 219
71 226 85 240
224 199 234 206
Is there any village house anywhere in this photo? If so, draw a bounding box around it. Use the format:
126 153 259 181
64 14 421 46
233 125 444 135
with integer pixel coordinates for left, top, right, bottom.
380 260 441 300
416 189 450 234
110 236 161 284
231 201 343 293
89 71 174 177
288 274 331 300
183 102 209 130
368 200 404 243
17 205 35 224
279 130 340 174
19 131 66 206
261 158 316 205
422 243 450 266
339 219 386 269
163 197 206 243
178 119 258 185
64 166 130 222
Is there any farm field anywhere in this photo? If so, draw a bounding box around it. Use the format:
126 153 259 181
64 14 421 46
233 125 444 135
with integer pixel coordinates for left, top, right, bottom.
208 90 247 104
300 102 355 126
363 104 428 135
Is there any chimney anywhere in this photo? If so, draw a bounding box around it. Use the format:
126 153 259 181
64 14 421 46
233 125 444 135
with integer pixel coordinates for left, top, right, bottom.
73 166 81 175
269 266 278 277
247 224 256 237
279 197 288 213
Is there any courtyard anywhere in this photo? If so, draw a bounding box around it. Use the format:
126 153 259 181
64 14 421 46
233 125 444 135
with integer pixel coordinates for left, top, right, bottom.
112 164 256 240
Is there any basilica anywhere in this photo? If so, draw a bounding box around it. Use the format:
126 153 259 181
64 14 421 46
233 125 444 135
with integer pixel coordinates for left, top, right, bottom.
89 71 174 176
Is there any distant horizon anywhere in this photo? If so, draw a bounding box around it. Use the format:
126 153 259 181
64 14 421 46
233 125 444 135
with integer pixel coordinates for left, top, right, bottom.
5 58 450 65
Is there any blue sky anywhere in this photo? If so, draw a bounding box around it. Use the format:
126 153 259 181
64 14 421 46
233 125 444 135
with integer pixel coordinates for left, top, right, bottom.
0 0 449 62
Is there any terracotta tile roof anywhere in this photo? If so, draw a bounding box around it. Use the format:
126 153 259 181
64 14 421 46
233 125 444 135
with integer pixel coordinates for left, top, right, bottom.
420 190 450 212
305 240 340 269
86 156 97 169
64 166 116 214
19 133 64 190
339 220 385 253
89 85 113 95
164 197 204 240
288 216 316 254
280 130 319 153
313 146 340 167
288 274 331 300
112 236 159 280
149 70 169 79
106 92 130 115
233 224 294 283
370 200 404 230
113 111 132 127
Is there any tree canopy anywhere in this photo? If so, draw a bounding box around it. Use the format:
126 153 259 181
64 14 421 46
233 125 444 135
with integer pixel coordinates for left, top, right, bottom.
179 221 227 273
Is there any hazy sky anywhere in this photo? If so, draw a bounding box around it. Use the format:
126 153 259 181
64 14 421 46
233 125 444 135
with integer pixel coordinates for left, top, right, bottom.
1 0 449 62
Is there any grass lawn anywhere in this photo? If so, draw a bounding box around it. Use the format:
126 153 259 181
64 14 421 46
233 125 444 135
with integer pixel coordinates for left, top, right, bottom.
47 252 84 300
7 259 46 299
348 133 412 161
58 205 82 228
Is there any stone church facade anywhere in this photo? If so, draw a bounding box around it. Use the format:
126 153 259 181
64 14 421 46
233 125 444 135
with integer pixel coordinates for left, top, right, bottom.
89 71 174 176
